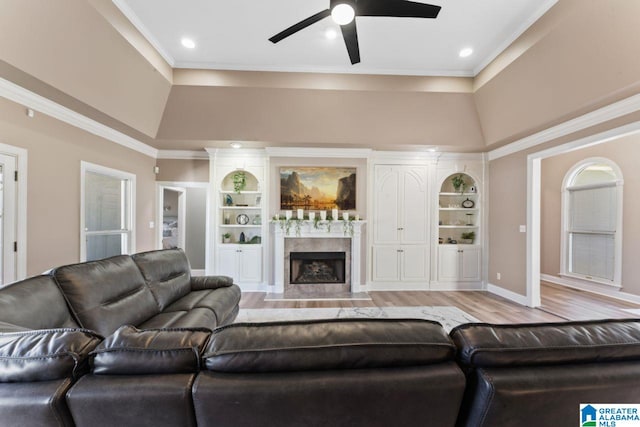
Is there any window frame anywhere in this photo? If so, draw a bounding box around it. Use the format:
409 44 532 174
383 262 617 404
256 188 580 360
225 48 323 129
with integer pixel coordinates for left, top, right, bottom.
80 161 136 262
560 157 623 287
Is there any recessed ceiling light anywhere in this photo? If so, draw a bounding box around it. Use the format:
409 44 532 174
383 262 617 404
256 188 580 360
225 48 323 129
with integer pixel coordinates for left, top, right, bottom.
331 4 355 25
459 47 473 58
325 28 338 40
181 38 196 49
230 142 242 149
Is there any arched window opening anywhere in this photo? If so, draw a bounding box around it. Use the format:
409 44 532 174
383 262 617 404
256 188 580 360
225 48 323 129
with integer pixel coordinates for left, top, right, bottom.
561 158 623 286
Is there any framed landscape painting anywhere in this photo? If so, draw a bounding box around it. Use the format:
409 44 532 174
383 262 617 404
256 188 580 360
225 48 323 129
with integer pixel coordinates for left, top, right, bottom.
280 167 356 210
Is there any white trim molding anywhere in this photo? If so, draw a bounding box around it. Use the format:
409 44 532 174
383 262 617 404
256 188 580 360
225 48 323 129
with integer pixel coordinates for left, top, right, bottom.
487 283 530 306
0 77 158 158
265 147 372 158
0 142 27 281
157 150 209 160
489 93 640 160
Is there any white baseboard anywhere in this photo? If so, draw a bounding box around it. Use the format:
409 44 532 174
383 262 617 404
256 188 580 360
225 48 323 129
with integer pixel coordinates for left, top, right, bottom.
191 269 206 277
239 282 268 292
487 283 529 306
429 281 485 291
541 274 640 305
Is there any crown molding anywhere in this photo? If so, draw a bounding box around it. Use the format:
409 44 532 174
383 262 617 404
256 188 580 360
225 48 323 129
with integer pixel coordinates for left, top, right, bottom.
473 0 558 76
112 0 176 67
265 147 372 158
488 92 640 161
157 150 208 160
0 77 158 158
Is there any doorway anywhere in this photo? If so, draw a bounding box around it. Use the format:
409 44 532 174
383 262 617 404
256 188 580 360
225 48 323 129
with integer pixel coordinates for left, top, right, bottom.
0 153 16 285
159 187 186 250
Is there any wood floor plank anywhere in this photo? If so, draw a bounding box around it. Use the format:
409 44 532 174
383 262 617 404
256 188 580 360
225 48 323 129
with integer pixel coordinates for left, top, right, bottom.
239 283 640 324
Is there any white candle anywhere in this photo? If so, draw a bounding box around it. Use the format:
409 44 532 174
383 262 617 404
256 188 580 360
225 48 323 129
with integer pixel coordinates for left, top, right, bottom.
297 209 304 219
308 212 315 221
331 208 338 220
274 213 280 220
343 212 349 221
320 210 327 220
285 210 292 220
355 214 360 221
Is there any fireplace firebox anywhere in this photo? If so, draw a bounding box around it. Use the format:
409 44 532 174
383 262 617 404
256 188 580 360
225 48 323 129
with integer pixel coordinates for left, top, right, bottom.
290 252 346 284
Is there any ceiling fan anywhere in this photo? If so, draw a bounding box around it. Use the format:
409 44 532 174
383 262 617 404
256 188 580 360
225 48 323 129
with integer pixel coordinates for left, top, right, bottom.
269 0 441 65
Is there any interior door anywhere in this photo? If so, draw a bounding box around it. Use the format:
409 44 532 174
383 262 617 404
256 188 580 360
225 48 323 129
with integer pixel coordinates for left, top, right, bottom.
0 154 17 285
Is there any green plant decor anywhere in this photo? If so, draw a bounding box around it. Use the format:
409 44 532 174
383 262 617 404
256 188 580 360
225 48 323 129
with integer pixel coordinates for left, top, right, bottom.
232 171 246 194
451 174 467 193
342 218 354 237
460 231 475 243
223 232 231 239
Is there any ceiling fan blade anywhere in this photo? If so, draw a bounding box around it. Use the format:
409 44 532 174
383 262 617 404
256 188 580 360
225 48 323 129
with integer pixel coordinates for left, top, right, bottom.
357 0 441 18
269 9 331 43
340 21 360 65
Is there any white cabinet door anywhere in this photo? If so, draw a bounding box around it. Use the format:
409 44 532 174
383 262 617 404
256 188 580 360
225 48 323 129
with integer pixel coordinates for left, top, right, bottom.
372 246 400 281
438 246 481 282
401 246 428 281
438 246 460 282
374 166 400 244
218 247 239 281
401 168 428 244
460 247 481 282
238 246 262 282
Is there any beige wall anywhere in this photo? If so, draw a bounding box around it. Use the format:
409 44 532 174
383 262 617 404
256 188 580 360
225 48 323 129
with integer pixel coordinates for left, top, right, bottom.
540 135 640 297
488 109 640 298
0 96 156 275
475 0 640 148
156 159 209 182
156 86 485 150
0 0 171 137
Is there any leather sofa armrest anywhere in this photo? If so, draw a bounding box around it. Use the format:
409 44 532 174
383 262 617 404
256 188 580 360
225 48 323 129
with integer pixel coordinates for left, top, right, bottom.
0 328 102 382
92 325 211 375
191 275 234 291
204 318 455 373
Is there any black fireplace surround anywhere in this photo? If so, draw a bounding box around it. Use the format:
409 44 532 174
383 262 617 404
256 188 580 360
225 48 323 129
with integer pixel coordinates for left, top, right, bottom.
290 251 346 284
0 248 640 426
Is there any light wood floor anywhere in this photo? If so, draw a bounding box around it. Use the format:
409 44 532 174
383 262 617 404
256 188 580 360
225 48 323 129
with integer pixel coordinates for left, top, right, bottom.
240 282 640 323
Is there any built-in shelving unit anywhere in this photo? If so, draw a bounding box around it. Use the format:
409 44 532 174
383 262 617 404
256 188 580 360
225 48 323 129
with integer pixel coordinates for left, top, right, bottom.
438 176 479 245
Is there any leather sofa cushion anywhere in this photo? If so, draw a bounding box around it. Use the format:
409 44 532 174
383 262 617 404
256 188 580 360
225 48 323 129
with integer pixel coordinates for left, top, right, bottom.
450 319 640 367
0 379 76 427
132 249 192 310
0 276 79 329
139 308 218 330
163 286 241 325
53 255 160 337
92 325 210 375
204 319 455 373
0 329 102 382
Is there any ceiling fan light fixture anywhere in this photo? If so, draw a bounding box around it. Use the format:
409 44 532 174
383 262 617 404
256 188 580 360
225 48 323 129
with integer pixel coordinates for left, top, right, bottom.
331 3 355 26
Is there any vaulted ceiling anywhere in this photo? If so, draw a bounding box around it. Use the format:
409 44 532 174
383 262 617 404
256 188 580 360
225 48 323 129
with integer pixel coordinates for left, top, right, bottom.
1 0 640 154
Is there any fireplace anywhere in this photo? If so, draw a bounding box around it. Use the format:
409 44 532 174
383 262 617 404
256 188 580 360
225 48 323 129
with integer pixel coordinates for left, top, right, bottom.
290 252 346 284
283 237 352 295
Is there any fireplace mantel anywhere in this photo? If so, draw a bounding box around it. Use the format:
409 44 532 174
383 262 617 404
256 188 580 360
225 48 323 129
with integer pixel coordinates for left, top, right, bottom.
272 221 366 294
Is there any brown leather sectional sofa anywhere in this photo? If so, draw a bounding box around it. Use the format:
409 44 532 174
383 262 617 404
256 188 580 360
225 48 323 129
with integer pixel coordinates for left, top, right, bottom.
0 248 639 427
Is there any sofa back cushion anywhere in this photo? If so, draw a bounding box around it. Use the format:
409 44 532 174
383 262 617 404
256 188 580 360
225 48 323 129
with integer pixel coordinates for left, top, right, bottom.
204 318 455 373
132 249 192 310
450 319 640 367
53 255 160 336
0 276 78 330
